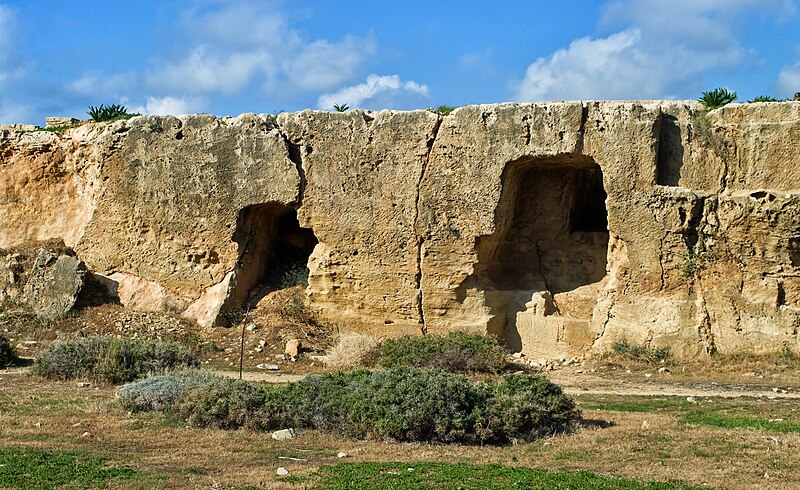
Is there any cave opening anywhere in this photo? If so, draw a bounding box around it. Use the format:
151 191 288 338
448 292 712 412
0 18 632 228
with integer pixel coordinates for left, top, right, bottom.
225 203 318 314
468 155 609 350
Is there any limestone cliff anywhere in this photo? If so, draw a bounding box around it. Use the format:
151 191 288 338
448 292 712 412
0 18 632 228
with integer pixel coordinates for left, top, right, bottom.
1 101 798 359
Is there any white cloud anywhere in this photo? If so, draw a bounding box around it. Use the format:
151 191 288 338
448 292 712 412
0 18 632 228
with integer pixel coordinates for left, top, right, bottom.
68 73 136 97
0 101 33 124
516 30 649 101
146 47 272 94
131 96 207 116
65 1 377 111
285 37 376 91
143 2 374 96
515 0 795 101
317 74 429 110
777 60 800 96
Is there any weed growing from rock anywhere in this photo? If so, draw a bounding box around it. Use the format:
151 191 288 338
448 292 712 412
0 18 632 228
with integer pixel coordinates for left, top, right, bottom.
698 88 737 110
34 336 198 384
87 104 139 122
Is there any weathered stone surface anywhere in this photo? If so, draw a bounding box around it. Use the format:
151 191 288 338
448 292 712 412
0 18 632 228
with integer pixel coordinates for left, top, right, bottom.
1 102 798 359
45 117 79 129
23 250 86 319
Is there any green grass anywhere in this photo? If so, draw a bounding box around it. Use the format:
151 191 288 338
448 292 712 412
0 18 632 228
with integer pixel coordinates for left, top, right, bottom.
581 395 800 433
307 462 704 490
680 412 800 433
0 447 137 489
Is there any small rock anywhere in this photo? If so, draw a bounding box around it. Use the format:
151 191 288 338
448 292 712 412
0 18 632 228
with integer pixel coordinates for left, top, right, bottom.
772 388 780 393
686 396 696 403
245 323 258 331
575 369 584 374
644 373 653 378
276 467 289 476
512 352 524 359
285 339 302 361
80 431 91 438
641 420 650 429
76 382 91 388
72 422 82 427
337 452 349 458
257 363 280 371
658 367 670 374
271 428 296 441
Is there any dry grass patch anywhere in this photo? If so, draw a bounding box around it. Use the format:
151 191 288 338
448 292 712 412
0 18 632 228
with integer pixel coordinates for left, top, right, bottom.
320 332 379 370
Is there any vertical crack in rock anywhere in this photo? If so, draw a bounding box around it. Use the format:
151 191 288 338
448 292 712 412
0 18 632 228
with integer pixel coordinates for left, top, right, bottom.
694 283 717 355
576 103 590 154
279 129 307 208
414 115 442 335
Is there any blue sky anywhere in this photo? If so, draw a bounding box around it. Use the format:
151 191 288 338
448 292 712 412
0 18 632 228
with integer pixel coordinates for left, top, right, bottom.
1 0 799 124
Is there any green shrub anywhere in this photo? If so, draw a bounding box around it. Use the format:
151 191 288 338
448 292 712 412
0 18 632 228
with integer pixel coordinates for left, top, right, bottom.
0 333 19 367
477 374 581 443
698 88 737 109
333 103 349 112
611 339 670 363
119 368 580 444
435 105 455 115
279 263 310 288
34 336 198 383
87 104 139 122
116 370 220 412
174 376 269 430
748 95 778 103
379 332 507 373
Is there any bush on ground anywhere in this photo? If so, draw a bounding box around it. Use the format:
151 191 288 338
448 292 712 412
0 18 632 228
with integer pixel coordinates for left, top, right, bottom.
116 370 219 412
34 336 198 384
610 339 670 364
0 333 19 367
321 332 380 370
118 367 580 444
379 332 507 373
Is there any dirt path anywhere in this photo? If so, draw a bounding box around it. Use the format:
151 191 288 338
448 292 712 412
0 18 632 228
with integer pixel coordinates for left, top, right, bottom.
5 365 797 399
211 368 800 399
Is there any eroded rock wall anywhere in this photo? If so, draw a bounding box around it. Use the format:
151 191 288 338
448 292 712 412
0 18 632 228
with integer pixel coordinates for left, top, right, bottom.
1 101 798 358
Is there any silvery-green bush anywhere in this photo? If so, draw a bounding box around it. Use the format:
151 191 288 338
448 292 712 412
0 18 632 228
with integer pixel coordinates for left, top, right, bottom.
34 336 198 383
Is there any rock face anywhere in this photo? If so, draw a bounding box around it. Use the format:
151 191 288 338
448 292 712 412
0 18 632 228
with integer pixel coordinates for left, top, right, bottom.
1 102 799 359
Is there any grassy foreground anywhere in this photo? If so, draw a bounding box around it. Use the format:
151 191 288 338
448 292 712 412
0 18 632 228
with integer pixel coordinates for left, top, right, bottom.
307 462 702 490
0 448 137 489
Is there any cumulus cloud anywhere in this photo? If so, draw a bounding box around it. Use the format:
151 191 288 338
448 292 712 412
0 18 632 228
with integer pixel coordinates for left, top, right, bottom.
68 73 136 97
317 74 429 110
146 47 271 94
286 37 377 92
777 59 800 97
131 96 207 116
515 0 795 101
143 2 374 96
64 1 376 114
